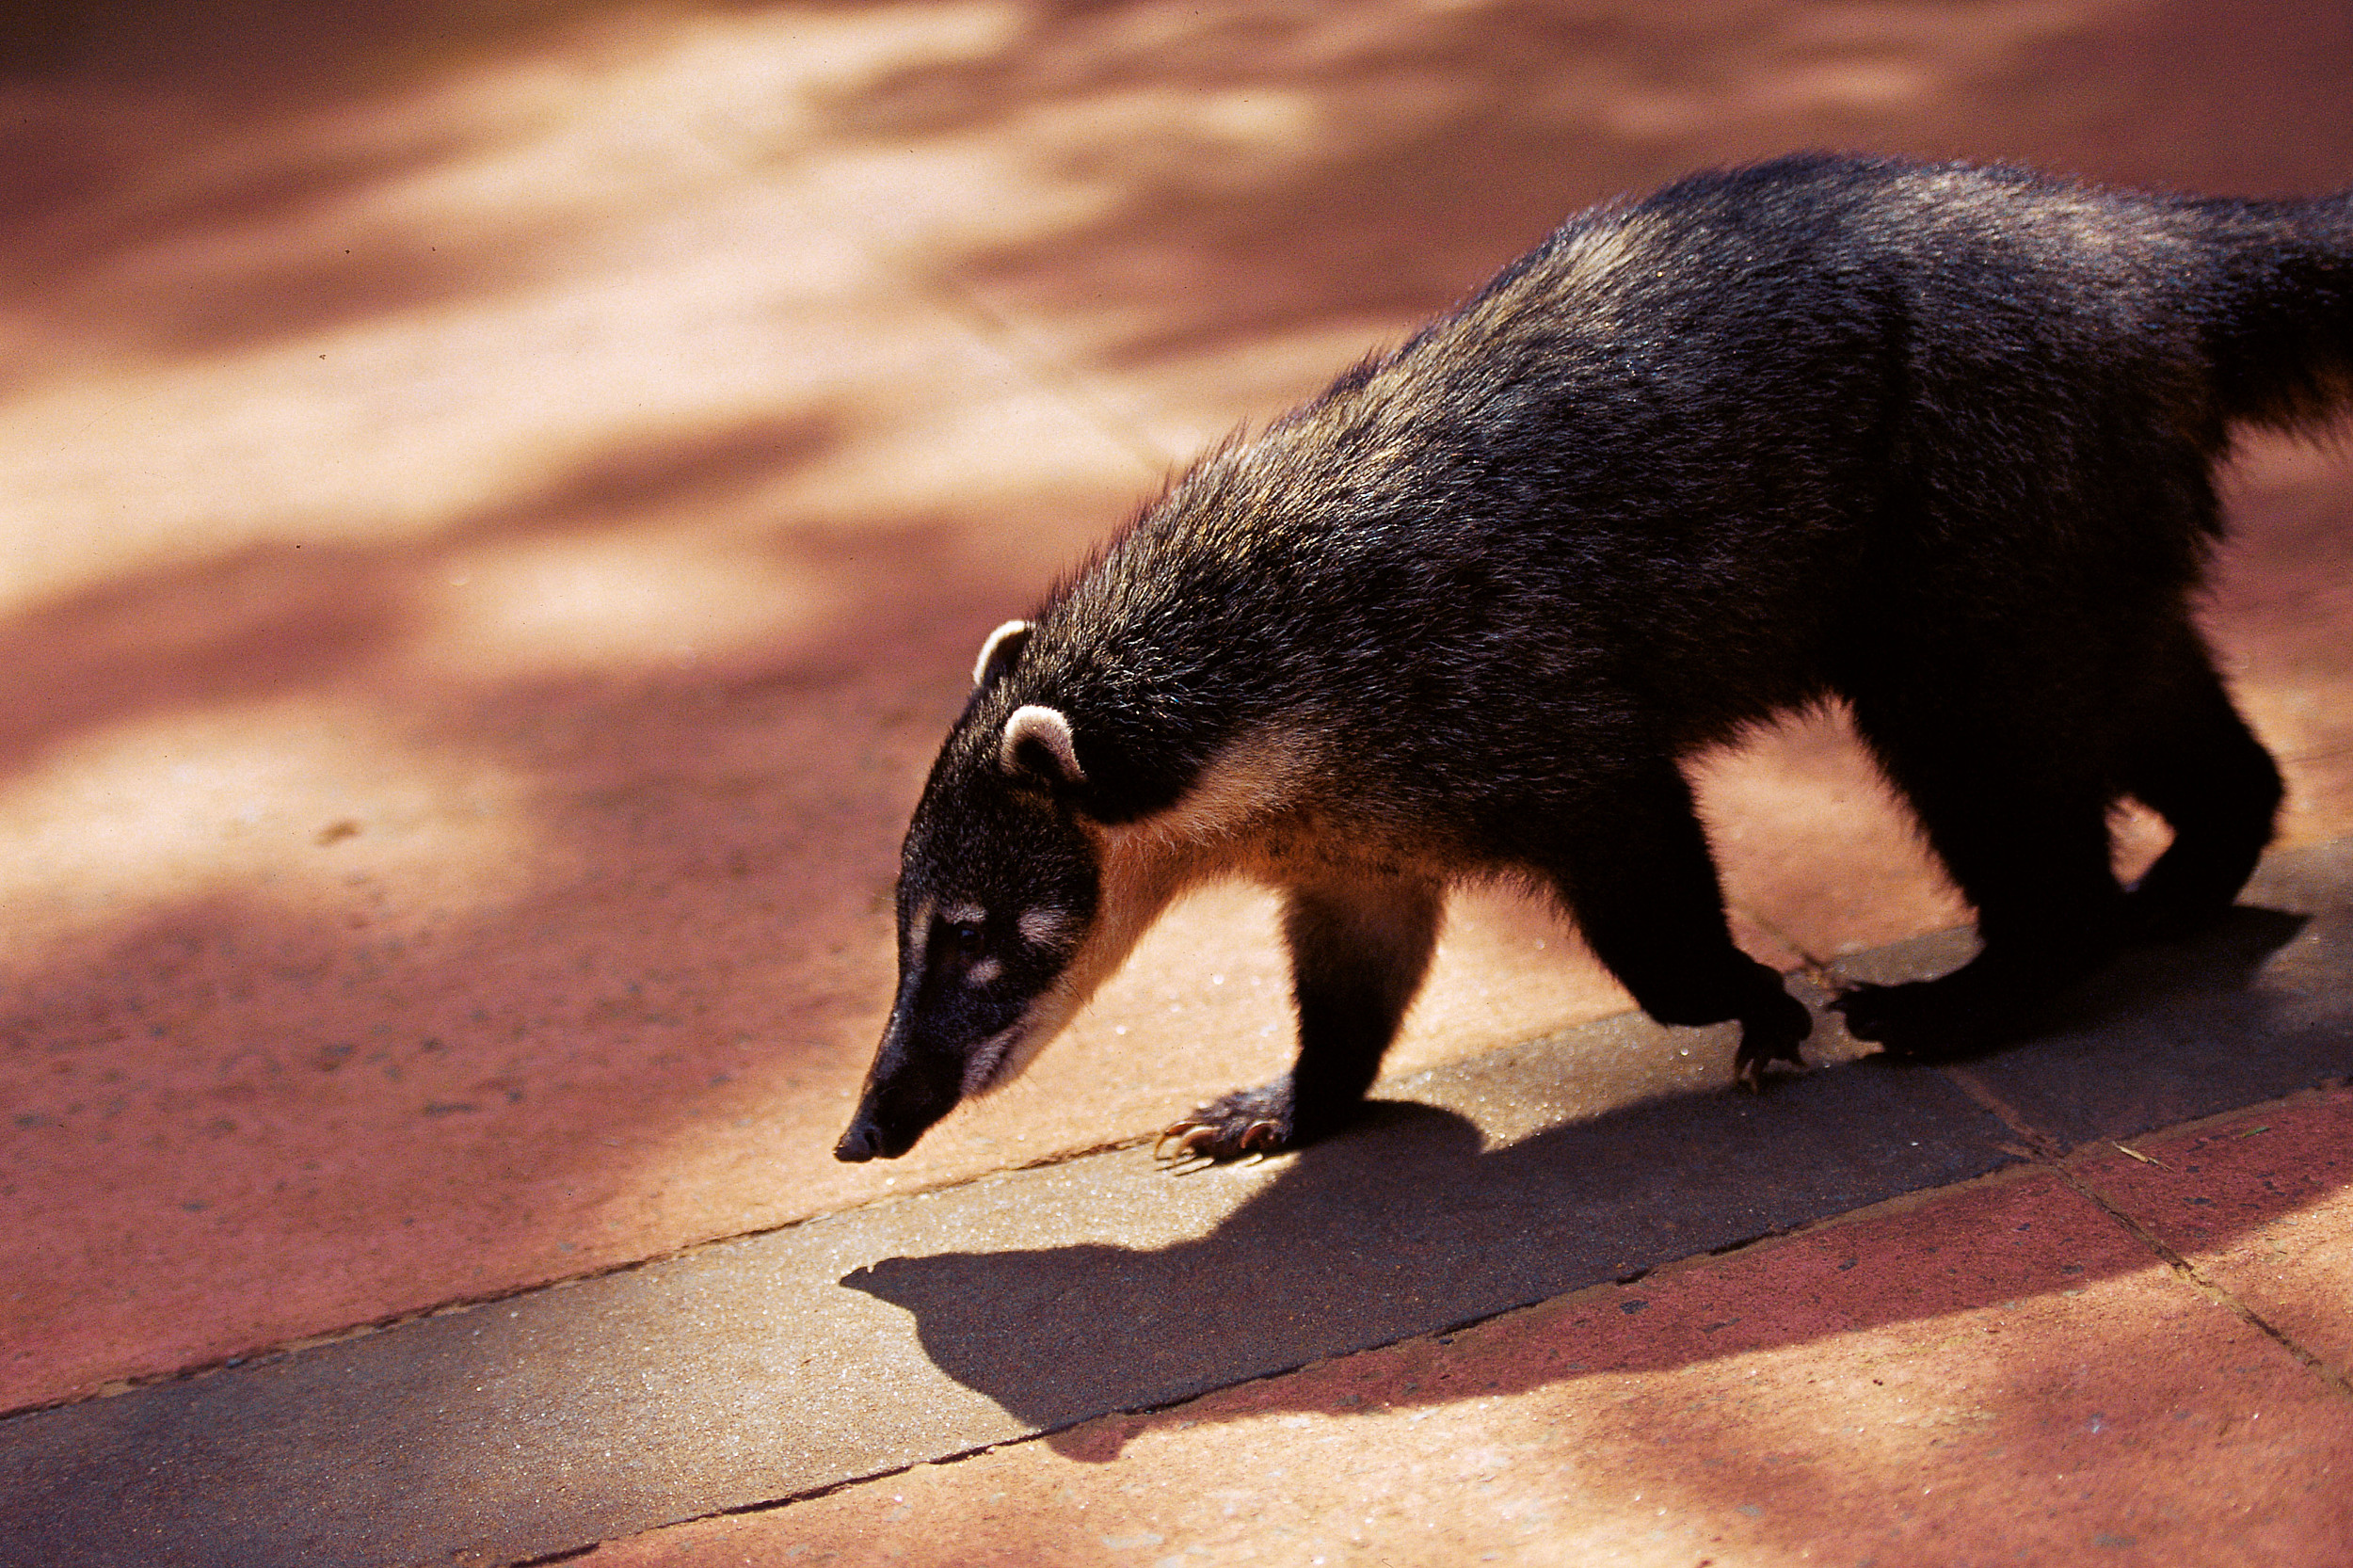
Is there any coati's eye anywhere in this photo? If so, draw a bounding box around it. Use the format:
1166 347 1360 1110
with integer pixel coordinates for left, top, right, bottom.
944 919 1000 987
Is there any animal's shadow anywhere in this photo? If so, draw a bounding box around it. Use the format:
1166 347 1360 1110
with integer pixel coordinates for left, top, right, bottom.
844 902 2334 1457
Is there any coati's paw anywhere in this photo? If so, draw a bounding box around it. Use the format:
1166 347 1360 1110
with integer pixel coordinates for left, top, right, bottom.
1834 939 2108 1061
1832 978 1993 1061
1155 1080 1296 1170
1732 989 1815 1092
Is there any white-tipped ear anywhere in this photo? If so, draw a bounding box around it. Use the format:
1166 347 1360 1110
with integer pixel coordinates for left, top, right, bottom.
1000 704 1084 784
972 620 1032 689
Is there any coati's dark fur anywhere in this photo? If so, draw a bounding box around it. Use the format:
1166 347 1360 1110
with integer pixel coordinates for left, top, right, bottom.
836 152 2352 1165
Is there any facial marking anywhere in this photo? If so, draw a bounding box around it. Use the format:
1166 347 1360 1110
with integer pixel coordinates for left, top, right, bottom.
1017 908 1077 949
926 733 1315 1116
959 1022 1021 1096
905 895 936 970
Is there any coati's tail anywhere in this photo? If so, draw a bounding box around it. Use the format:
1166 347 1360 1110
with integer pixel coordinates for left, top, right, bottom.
2198 189 2353 434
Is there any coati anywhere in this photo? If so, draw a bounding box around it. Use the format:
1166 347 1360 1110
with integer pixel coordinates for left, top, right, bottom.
835 152 2353 1165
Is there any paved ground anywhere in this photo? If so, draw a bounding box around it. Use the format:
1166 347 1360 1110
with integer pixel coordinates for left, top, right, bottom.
2 3 2351 1564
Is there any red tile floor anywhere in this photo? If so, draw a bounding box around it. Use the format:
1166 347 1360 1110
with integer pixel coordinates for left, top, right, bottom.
3 4 2350 1562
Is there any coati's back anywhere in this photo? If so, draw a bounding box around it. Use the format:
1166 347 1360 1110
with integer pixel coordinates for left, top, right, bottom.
839 152 2352 1166
1000 156 2349 839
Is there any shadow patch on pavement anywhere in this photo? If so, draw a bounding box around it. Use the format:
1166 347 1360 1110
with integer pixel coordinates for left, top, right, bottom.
842 1057 2013 1448
1834 839 2353 1146
839 0 2353 386
0 410 839 776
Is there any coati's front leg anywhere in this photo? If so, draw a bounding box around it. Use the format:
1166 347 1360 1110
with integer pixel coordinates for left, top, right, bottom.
1159 875 1443 1162
1529 762 1815 1088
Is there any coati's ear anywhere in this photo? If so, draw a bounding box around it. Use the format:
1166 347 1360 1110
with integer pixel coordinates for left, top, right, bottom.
972 620 1032 689
1000 704 1084 786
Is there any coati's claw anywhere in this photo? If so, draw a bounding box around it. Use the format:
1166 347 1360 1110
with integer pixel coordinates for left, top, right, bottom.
1730 991 1813 1091
1824 984 1875 1026
1732 1048 1799 1094
1835 980 1976 1059
1153 1123 1219 1164
1154 1082 1300 1166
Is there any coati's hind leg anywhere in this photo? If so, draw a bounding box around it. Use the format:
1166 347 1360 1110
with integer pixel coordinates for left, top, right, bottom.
1526 756 1814 1089
1835 690 2129 1060
2119 632 2281 938
1159 874 1443 1163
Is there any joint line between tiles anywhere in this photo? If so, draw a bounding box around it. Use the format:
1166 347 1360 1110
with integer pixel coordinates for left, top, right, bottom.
483 1270 1683 1564
1944 1066 2353 1402
779 168 1175 479
1939 1064 2064 1157
2049 1158 2353 1402
0 1131 1162 1425
920 269 1177 477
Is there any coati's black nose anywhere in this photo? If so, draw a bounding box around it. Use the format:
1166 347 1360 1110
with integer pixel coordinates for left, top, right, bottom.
834 1120 883 1162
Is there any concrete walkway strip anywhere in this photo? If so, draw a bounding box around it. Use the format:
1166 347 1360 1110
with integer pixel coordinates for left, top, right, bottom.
598 1088 2353 1568
5 841 2350 1568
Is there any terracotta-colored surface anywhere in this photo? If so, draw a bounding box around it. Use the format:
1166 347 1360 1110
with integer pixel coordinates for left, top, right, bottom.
3 0 2351 1432
2081 1090 2353 1380
587 1096 2353 1567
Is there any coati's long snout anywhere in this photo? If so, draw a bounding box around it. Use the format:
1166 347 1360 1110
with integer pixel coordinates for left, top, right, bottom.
833 1031 951 1162
835 932 1068 1162
837 918 1088 1162
834 1000 985 1161
837 152 2351 1166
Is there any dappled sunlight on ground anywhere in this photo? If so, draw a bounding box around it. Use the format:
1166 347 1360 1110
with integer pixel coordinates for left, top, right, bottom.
2 0 2349 1425
0 697 533 957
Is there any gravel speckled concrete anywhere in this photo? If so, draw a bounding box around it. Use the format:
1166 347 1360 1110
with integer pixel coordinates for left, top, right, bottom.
585 1110 2353 1568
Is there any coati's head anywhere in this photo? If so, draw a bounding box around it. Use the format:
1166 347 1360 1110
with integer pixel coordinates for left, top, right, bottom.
835 620 1111 1162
